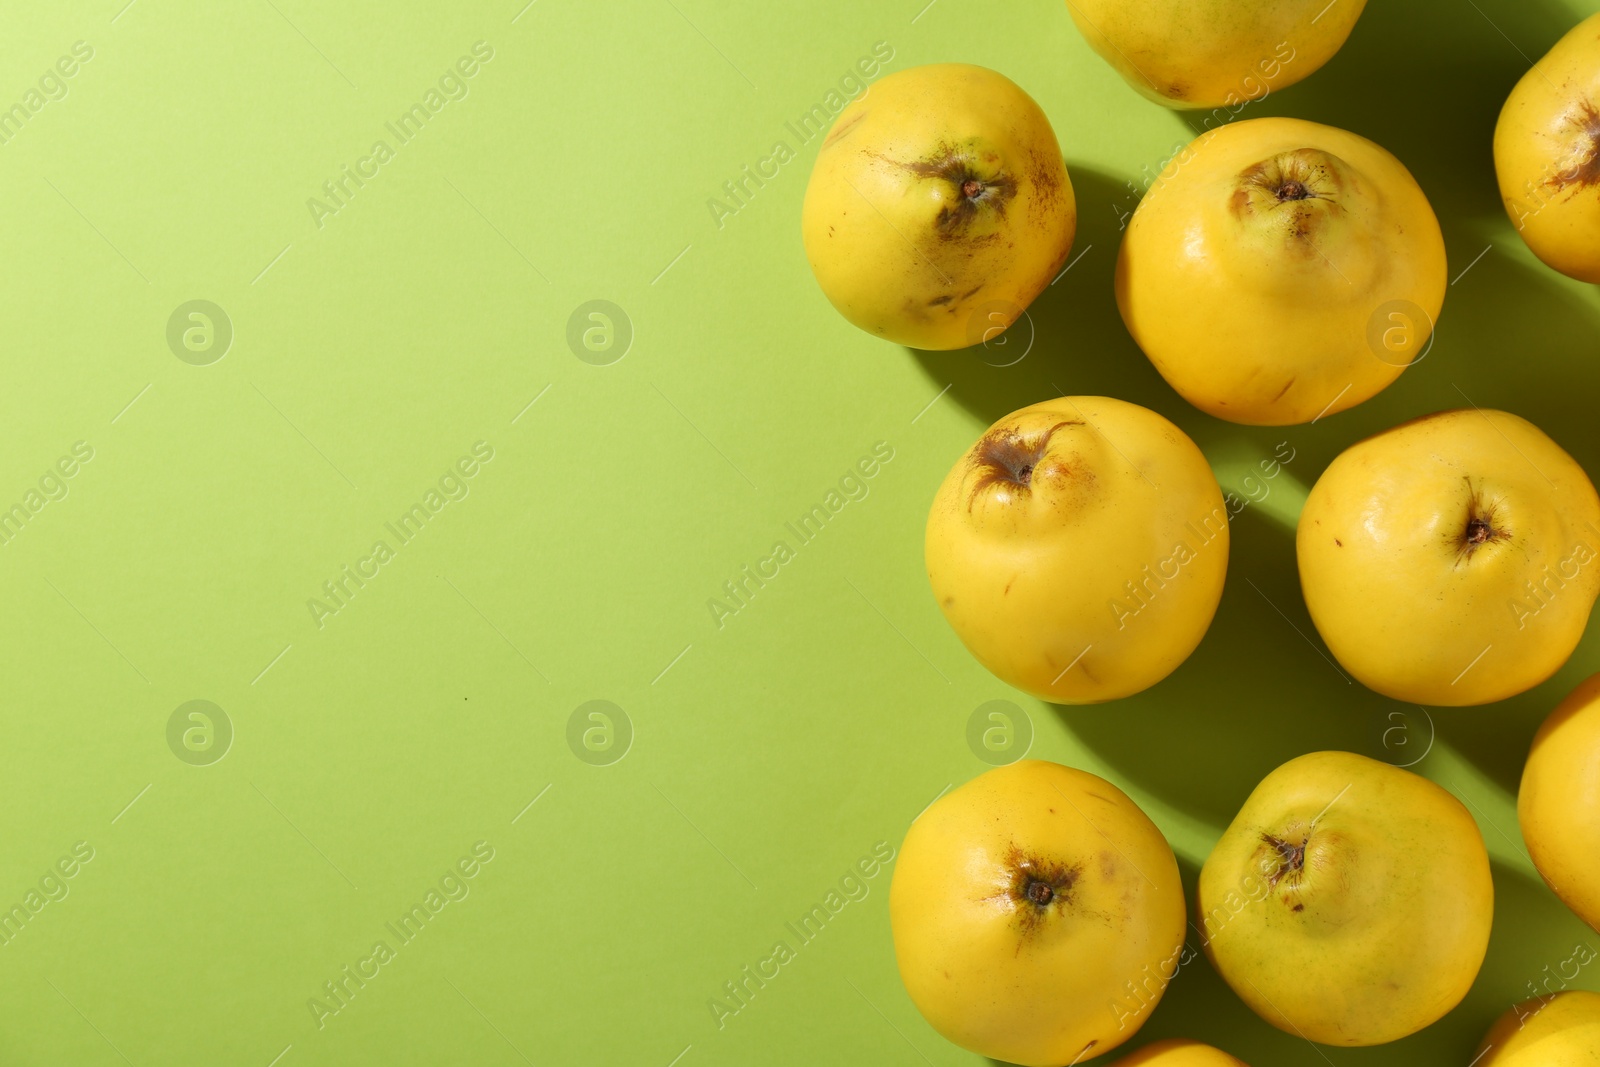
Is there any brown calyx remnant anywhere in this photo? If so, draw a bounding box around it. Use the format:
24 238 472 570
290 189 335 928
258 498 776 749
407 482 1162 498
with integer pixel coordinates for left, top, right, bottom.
989 844 1082 942
1261 832 1306 886
875 144 1018 237
1546 97 1600 195
1258 826 1326 914
1230 149 1347 239
965 420 1081 510
1455 477 1509 565
1239 151 1336 203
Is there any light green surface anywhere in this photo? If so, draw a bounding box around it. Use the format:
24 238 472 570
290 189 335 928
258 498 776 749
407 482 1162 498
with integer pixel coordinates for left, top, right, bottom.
2 0 1599 1063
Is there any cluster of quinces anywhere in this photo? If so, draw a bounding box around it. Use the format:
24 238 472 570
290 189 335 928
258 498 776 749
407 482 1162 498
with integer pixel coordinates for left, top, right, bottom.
799 1 1600 1062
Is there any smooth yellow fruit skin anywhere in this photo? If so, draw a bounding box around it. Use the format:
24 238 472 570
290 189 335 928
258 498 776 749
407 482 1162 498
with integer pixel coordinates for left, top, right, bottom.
1494 13 1600 284
1117 117 1446 425
1199 751 1493 1046
1521 673 1600 930
1298 408 1600 705
890 760 1185 1066
801 64 1076 350
925 396 1228 704
1109 1038 1250 1066
1066 0 1366 109
1477 991 1600 1065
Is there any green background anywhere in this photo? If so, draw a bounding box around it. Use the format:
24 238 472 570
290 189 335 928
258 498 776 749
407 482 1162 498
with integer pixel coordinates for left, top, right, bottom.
1 0 1598 1063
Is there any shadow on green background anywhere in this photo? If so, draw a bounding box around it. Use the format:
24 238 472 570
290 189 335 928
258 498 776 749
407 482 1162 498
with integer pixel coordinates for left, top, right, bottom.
912 0 1600 1060
908 0 1600 812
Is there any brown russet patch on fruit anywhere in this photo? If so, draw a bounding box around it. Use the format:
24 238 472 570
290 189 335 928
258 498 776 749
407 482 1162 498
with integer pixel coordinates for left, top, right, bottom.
966 419 1083 510
899 295 936 325
928 284 983 312
1097 850 1118 879
1027 148 1064 218
822 109 867 149
1546 97 1600 195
